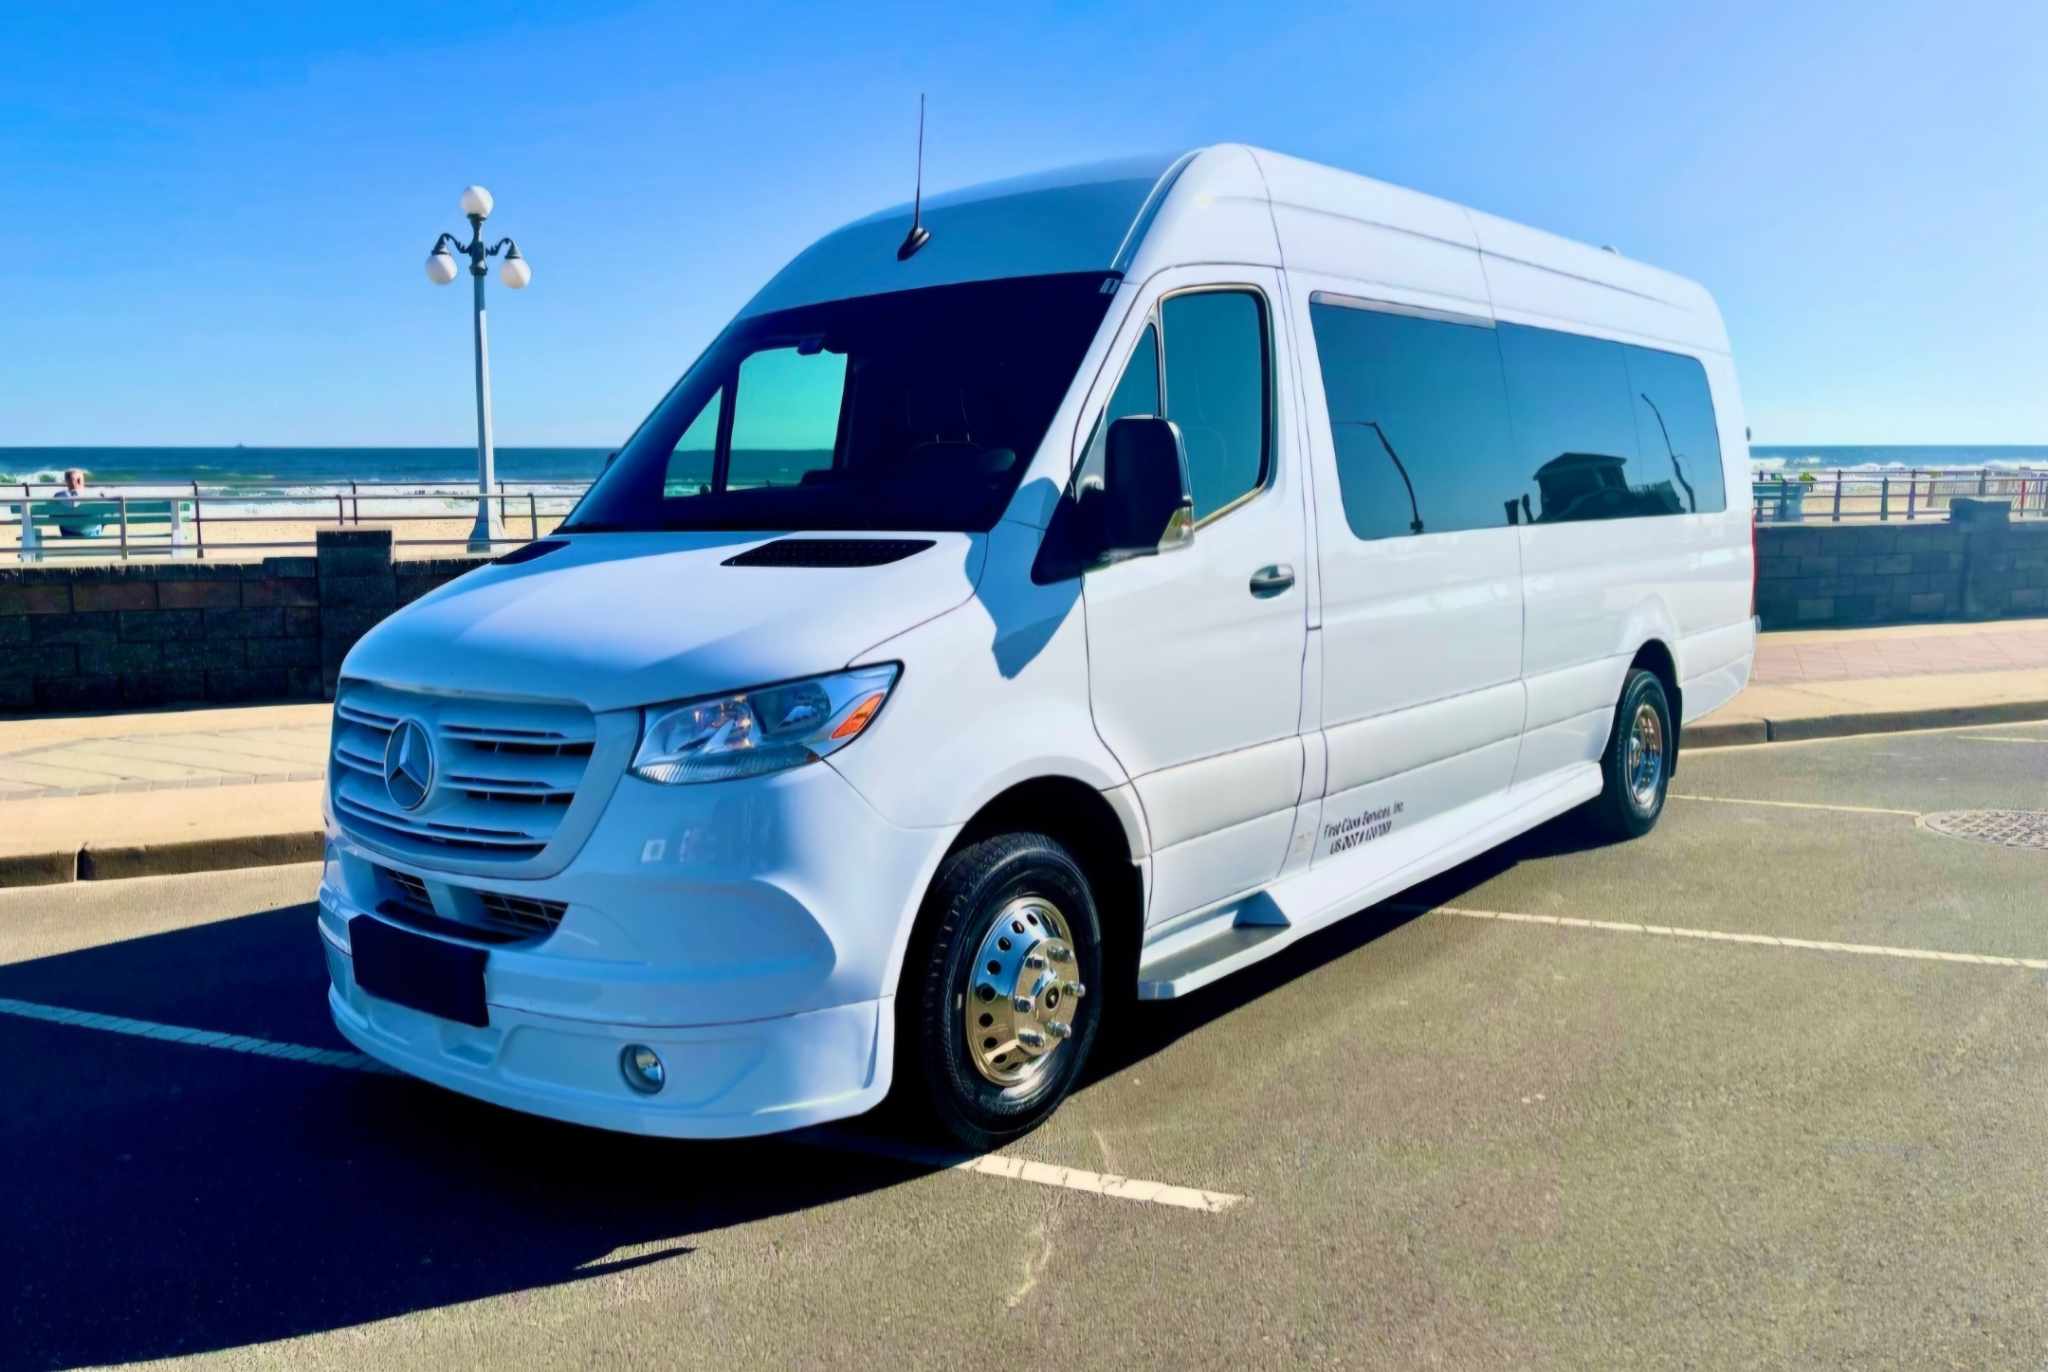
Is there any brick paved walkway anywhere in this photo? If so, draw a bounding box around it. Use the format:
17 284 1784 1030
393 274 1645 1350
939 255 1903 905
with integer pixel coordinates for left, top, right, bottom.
0 722 329 801
1752 620 2048 686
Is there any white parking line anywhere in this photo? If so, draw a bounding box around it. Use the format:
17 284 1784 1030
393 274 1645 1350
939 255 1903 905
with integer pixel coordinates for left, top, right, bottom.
1956 735 2048 745
1404 905 2048 971
0 994 1246 1215
0 996 395 1071
1670 793 1920 817
812 1128 1247 1213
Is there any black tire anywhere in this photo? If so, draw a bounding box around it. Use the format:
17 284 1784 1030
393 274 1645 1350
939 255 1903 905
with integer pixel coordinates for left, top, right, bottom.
1588 668 1673 840
895 832 1105 1151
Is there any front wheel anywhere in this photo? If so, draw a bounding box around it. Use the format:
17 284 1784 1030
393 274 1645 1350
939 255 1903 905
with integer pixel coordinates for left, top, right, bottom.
896 832 1104 1151
1588 668 1673 840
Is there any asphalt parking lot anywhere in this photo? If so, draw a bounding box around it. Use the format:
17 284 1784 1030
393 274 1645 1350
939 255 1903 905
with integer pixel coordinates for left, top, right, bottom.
3 722 2045 1370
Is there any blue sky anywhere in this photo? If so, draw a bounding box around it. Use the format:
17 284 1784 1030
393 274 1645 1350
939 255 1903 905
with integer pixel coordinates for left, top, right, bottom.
2 0 2042 448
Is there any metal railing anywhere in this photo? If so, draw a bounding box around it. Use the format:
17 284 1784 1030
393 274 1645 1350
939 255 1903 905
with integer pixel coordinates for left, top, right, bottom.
1749 468 2048 524
2 480 591 562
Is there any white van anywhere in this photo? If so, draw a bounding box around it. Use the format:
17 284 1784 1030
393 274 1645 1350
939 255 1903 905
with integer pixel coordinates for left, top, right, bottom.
321 146 1756 1147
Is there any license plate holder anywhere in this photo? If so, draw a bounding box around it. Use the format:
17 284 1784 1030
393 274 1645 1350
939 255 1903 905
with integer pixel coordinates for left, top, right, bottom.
349 916 489 1027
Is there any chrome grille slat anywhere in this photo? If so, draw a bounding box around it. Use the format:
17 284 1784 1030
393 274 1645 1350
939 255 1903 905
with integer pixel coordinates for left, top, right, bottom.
334 743 385 774
336 702 401 730
328 680 599 867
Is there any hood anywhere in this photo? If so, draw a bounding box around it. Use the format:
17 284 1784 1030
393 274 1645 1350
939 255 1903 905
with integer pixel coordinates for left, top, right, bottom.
342 531 985 713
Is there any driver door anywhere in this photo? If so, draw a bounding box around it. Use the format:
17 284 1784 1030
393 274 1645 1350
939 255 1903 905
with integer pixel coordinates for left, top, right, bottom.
1079 269 1309 925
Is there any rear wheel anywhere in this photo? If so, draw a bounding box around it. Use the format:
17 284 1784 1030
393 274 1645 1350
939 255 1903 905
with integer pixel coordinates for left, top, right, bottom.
896 832 1103 1151
1588 668 1673 840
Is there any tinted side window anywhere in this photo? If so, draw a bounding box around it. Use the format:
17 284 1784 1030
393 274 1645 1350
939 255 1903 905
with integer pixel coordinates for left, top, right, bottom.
1308 301 1519 540
1076 322 1161 489
1161 291 1269 520
1624 345 1726 514
1497 322 1674 524
729 347 848 489
662 387 724 496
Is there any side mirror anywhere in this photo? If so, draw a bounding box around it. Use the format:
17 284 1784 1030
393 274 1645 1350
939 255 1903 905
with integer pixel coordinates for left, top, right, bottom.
1102 416 1194 559
603 450 619 469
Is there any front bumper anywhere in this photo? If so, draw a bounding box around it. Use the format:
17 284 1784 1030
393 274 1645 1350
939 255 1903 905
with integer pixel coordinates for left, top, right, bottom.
318 759 952 1138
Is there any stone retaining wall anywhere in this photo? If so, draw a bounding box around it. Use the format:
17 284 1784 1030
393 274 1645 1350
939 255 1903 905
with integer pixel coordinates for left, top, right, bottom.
0 528 478 712
8 521 2044 708
1755 520 2048 628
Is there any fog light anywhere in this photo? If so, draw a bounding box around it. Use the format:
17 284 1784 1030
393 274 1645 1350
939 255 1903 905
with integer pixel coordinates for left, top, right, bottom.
620 1044 665 1094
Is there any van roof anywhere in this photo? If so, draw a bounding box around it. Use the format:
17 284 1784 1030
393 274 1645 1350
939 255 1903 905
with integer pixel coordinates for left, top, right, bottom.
740 144 1728 355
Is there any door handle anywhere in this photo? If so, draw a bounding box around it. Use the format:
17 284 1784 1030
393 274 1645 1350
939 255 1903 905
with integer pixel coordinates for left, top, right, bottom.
1249 563 1296 597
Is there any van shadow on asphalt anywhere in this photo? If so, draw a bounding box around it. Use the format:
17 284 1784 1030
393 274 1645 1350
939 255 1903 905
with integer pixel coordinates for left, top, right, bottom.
0 811 1598 1368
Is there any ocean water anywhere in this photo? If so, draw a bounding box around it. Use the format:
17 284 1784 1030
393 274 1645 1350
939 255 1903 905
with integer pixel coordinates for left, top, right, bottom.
1751 445 2048 472
0 447 609 491
7 443 2046 495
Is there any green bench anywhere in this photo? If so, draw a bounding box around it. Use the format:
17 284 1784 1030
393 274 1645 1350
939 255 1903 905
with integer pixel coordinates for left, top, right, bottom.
9 498 196 560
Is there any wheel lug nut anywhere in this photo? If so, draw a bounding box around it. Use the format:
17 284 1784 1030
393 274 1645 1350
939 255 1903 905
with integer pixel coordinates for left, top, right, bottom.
1049 945 1071 964
1023 953 1047 970
1044 1021 1071 1041
1064 980 1085 999
1012 995 1035 1013
1017 1028 1045 1050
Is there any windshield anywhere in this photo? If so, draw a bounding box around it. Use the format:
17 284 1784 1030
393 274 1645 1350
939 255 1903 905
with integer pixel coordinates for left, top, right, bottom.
562 272 1116 535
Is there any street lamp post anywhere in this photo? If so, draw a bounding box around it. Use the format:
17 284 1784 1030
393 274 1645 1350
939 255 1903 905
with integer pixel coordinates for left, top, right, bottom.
426 185 531 552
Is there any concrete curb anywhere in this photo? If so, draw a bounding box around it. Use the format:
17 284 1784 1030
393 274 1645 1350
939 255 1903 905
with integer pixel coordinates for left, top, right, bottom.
1685 699 2048 750
2 830 323 888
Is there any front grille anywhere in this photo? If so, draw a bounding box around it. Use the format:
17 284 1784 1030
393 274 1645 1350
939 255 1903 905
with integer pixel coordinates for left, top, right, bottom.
477 890 569 939
387 869 432 915
371 864 569 947
331 683 596 866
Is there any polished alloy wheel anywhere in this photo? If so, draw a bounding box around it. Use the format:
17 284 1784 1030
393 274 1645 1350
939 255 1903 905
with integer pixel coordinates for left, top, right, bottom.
1626 700 1664 811
963 895 1085 1086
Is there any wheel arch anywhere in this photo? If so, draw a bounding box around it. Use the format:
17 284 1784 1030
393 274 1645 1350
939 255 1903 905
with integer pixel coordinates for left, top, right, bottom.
903 775 1147 1004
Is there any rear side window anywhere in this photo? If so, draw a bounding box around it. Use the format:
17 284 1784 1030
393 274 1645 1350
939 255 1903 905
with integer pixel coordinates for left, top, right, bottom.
1310 302 1728 539
1308 300 1518 539
1623 346 1727 514
1160 291 1270 521
1495 323 1655 524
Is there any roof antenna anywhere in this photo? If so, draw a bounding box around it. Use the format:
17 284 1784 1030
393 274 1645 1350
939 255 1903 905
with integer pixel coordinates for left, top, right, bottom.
896 94 932 261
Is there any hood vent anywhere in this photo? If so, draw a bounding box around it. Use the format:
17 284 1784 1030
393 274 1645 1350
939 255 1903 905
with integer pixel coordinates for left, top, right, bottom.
722 538 935 568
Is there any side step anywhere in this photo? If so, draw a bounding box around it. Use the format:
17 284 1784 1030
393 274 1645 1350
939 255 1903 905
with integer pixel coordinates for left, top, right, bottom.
1135 924 1292 1000
1133 763 1603 1001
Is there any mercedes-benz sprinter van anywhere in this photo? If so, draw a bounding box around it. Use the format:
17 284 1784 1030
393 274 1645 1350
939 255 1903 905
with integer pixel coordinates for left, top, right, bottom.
320 146 1757 1148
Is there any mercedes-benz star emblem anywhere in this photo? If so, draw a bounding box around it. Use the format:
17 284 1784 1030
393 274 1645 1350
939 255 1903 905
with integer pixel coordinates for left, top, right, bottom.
383 720 435 811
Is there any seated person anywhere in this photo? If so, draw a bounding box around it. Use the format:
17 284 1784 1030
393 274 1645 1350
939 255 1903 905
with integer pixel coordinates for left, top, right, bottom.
53 468 106 538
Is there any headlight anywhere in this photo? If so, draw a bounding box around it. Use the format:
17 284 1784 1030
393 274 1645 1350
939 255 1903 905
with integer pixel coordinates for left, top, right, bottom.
630 664 900 785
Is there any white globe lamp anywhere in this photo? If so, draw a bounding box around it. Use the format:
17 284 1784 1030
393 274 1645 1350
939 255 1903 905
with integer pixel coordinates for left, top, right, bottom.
499 247 531 289
460 184 495 219
425 244 460 285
